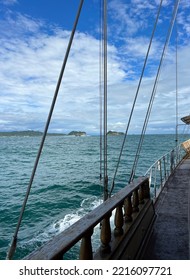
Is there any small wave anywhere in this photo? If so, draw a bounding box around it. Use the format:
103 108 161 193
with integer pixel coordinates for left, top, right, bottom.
50 196 103 235
30 196 103 246
18 195 116 259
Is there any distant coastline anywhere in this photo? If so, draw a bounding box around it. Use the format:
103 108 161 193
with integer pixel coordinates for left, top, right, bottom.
0 130 126 137
0 130 87 137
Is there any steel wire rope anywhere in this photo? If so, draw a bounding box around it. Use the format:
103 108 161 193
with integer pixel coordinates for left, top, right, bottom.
103 0 108 201
6 0 84 260
99 0 104 182
129 0 181 184
175 18 179 145
109 0 164 196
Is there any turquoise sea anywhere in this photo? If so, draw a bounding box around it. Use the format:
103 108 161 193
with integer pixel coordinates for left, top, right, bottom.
0 134 188 260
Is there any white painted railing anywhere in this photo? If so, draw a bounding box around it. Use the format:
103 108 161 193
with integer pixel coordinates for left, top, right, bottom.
144 142 187 199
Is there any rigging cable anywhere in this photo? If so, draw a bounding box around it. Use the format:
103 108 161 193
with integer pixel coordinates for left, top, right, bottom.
109 0 164 196
175 17 179 145
6 0 84 260
129 0 181 183
99 0 104 182
103 0 108 201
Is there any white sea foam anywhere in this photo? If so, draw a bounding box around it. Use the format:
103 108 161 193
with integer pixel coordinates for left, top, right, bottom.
31 196 103 245
52 196 103 234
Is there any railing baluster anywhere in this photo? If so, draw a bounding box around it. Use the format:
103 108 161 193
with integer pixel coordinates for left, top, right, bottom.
124 195 133 222
166 154 169 178
163 156 166 183
170 149 175 173
149 168 152 189
159 160 163 188
142 179 150 199
79 228 93 260
114 204 124 236
100 213 111 254
132 189 139 212
139 184 144 204
154 165 157 198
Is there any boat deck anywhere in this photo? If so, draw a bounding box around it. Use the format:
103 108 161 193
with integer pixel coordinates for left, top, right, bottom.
143 156 190 260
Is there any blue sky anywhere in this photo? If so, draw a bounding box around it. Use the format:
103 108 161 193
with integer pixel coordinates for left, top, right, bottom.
0 0 190 134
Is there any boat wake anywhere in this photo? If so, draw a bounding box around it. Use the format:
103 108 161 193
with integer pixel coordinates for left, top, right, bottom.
19 194 117 259
51 196 103 235
25 196 103 257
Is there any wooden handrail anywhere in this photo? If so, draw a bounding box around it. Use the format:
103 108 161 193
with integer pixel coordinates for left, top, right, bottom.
25 176 149 260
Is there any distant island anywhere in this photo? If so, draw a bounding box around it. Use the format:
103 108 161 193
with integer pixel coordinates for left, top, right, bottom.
0 130 44 137
68 131 86 136
0 130 87 137
107 130 124 136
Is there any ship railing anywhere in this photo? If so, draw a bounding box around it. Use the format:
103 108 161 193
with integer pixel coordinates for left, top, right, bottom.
24 140 190 260
25 176 152 260
144 142 186 200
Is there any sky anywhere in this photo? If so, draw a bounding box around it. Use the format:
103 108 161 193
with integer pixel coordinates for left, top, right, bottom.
0 0 190 134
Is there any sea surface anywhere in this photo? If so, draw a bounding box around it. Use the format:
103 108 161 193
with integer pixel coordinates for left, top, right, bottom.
0 134 188 260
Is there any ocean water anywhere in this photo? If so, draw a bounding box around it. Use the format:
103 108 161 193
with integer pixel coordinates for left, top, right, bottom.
0 134 188 260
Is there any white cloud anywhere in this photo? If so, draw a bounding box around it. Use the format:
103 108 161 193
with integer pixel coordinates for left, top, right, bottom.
0 13 126 133
0 2 190 134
